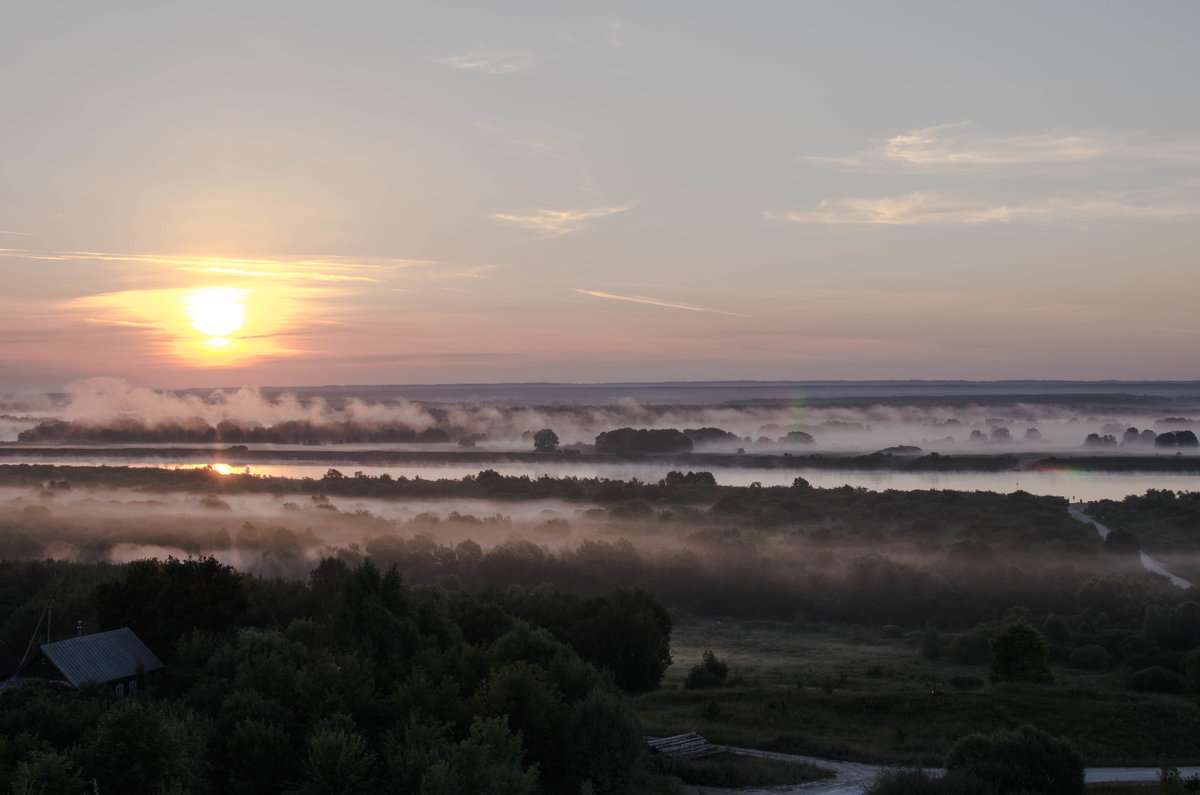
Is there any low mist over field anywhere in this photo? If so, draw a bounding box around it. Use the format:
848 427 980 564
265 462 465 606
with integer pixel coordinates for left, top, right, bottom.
3 378 1199 454
4 463 1197 630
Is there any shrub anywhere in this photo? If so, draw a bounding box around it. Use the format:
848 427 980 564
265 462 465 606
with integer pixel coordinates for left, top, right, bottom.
949 627 993 665
685 650 729 689
1127 665 1186 693
945 724 1084 795
989 621 1054 685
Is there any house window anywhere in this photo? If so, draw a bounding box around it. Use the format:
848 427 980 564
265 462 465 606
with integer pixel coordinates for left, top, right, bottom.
129 680 137 694
114 683 124 697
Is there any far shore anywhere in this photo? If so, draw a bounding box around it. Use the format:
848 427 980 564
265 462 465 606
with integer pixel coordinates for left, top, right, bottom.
0 444 1198 474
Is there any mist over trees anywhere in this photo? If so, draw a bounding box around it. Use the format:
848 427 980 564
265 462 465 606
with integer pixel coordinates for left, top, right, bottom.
532 429 559 453
18 418 454 445
594 428 693 455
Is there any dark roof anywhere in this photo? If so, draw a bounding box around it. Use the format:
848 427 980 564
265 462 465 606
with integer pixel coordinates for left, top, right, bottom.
39 628 163 688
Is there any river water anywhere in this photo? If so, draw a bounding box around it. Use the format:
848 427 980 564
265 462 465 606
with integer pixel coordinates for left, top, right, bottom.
11 455 1198 502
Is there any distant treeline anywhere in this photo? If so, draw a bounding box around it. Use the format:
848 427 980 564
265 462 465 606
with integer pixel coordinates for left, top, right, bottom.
0 462 1020 505
18 418 453 445
16 420 769 451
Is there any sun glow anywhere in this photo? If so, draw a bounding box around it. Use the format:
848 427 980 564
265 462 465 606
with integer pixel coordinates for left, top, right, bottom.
72 271 318 367
185 286 246 337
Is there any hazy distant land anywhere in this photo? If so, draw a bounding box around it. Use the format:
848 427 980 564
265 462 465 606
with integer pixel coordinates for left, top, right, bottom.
4 379 1199 460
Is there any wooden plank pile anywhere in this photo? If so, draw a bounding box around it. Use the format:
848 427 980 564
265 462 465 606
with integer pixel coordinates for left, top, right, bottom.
646 732 719 758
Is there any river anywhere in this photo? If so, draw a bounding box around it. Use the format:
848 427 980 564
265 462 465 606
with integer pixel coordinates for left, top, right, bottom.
8 455 1197 502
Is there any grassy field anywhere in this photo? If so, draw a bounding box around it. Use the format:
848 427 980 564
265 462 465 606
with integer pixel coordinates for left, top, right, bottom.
636 619 1200 768
644 751 832 789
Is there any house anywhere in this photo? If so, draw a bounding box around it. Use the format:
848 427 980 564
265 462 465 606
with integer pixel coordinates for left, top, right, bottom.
15 627 163 696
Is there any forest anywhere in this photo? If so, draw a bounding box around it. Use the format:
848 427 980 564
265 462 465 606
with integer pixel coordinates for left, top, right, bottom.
0 556 666 794
1 466 1199 792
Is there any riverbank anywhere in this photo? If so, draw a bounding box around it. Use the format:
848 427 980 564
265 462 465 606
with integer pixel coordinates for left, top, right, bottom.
1 444 1198 474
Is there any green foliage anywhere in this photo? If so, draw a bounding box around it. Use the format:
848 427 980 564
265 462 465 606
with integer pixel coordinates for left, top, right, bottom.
944 724 1084 795
1160 764 1184 795
9 749 87 795
864 768 990 795
989 621 1054 685
293 720 377 795
473 661 569 789
87 699 185 794
0 552 655 794
333 713 541 795
566 687 643 795
1067 644 1115 670
1184 649 1200 693
224 718 295 794
594 428 693 455
949 627 993 665
1104 529 1141 556
684 650 730 689
568 589 674 692
532 429 559 453
1042 614 1070 645
1127 666 1186 694
95 556 247 654
498 588 673 692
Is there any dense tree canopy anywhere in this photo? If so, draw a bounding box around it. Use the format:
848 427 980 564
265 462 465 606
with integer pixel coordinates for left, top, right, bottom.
989 621 1055 685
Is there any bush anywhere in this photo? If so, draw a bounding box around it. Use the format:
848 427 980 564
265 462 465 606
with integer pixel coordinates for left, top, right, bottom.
945 724 1084 795
949 627 993 665
989 621 1054 685
685 650 729 689
1127 665 1186 693
1184 649 1200 693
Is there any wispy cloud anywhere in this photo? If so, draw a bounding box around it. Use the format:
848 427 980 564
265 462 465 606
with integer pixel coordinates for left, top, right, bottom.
808 123 1200 171
573 289 748 317
0 250 433 283
491 202 637 235
768 187 1200 226
83 318 156 328
177 266 381 283
0 230 30 236
434 50 536 74
421 263 502 281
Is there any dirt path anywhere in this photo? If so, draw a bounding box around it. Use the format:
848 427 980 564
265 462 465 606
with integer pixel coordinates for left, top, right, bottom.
1070 503 1193 588
688 746 1200 794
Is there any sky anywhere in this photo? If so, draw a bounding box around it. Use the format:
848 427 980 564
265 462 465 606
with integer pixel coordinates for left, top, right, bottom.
2 1 1198 390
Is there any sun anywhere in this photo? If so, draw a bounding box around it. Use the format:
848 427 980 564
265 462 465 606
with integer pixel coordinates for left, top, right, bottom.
184 286 247 338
